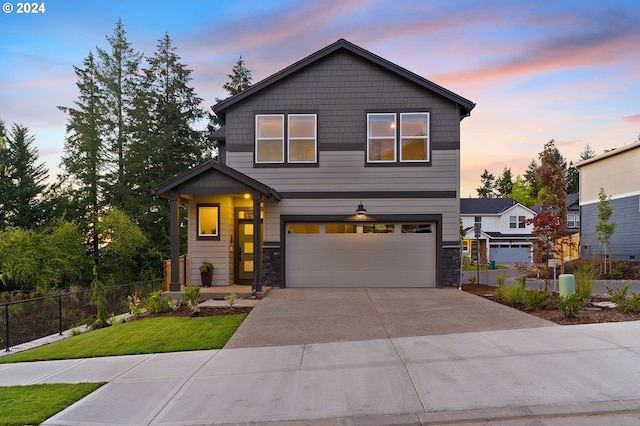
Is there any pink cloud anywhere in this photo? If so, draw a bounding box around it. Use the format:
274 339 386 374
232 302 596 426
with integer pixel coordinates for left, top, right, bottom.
622 114 640 124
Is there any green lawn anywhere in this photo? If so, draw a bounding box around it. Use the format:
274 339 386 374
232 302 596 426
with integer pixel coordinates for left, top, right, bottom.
0 383 105 425
463 264 508 271
0 314 247 363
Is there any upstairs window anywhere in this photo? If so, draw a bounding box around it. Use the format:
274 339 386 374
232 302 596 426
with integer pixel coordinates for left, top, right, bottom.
288 114 317 163
256 114 317 164
367 112 429 164
567 213 580 228
256 115 284 163
509 216 526 229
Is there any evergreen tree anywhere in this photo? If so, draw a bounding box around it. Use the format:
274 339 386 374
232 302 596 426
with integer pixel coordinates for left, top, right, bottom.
96 19 143 210
476 169 496 198
58 51 107 262
207 56 253 146
495 166 514 197
566 161 579 194
0 122 50 229
579 144 596 161
524 159 541 200
127 33 204 253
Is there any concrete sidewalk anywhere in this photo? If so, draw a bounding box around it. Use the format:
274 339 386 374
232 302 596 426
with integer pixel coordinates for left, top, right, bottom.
1 322 640 425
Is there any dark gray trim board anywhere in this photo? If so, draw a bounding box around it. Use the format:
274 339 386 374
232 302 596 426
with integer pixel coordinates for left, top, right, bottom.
279 214 443 288
280 191 457 199
227 141 460 152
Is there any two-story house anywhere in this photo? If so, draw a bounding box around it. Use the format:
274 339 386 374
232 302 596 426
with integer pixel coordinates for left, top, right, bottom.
577 141 640 261
154 39 475 291
460 198 535 264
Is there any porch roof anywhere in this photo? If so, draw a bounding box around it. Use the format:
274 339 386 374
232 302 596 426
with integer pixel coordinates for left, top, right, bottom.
152 159 282 200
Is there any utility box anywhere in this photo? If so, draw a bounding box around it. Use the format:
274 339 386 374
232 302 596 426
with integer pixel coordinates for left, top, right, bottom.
559 274 576 297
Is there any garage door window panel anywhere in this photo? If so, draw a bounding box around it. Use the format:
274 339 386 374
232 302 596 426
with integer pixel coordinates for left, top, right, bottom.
363 223 395 234
287 224 320 234
326 224 357 234
401 224 432 233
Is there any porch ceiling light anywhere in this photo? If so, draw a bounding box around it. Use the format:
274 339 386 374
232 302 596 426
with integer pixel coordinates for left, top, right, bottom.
356 201 367 217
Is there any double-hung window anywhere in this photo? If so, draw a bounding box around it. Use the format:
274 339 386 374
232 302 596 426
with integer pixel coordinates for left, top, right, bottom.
367 112 429 164
509 216 526 229
255 114 317 164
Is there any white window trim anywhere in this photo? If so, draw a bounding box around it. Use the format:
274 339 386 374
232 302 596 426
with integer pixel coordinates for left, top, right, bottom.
287 114 317 163
255 114 284 164
400 112 430 163
367 113 397 163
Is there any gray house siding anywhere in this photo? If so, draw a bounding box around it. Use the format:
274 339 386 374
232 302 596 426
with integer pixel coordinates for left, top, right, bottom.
580 195 640 261
224 51 461 152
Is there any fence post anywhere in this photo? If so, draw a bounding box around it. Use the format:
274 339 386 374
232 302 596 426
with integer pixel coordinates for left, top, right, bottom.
58 293 63 336
4 303 9 352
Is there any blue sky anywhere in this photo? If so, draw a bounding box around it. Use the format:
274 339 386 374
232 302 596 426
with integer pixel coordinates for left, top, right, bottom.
1 0 639 197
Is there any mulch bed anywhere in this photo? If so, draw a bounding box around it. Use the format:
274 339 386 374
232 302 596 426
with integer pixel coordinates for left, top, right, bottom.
140 304 253 319
462 284 640 325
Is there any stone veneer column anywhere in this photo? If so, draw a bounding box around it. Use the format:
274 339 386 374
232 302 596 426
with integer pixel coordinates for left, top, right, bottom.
262 245 281 288
441 247 461 287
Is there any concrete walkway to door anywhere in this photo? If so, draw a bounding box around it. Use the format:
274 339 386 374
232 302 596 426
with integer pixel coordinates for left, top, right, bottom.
224 287 555 349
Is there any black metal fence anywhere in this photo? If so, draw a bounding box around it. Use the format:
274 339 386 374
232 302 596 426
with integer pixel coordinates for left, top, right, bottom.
1 280 162 352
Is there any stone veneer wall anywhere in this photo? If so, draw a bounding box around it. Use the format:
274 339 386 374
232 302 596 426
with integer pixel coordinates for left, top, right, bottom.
262 245 281 288
441 247 461 287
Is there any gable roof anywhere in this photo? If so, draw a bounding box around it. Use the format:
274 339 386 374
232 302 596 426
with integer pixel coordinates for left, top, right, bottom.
460 198 519 215
212 38 475 121
153 159 282 200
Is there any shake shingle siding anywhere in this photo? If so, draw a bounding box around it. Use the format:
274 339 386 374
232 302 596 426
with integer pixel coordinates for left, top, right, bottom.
225 51 461 150
580 195 640 261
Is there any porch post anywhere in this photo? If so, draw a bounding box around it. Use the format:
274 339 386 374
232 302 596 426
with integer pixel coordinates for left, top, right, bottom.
252 192 262 294
169 191 181 291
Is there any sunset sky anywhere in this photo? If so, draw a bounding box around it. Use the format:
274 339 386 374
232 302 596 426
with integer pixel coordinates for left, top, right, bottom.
1 0 639 197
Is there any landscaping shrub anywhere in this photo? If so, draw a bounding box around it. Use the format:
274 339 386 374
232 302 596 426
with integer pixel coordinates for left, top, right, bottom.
142 290 169 314
524 289 549 311
556 293 582 318
182 286 201 313
605 284 640 313
495 273 506 287
494 277 527 305
573 261 597 300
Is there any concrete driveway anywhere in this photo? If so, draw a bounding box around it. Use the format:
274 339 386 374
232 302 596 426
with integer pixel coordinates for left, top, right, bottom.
225 287 555 349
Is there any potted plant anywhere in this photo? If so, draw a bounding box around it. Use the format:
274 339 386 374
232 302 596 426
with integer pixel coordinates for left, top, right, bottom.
200 260 213 287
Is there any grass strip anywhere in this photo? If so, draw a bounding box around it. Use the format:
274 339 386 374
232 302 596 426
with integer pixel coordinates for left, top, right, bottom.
0 382 104 425
0 314 246 363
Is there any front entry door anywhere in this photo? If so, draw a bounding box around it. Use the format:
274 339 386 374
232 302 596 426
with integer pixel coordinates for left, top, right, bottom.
236 219 262 284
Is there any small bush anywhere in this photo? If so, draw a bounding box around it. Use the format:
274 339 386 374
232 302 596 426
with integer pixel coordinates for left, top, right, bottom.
605 284 640 313
142 290 169 314
494 279 527 305
610 269 624 280
556 293 582 318
225 292 237 307
573 262 597 300
127 293 143 317
182 285 201 313
524 289 549 311
495 273 506 287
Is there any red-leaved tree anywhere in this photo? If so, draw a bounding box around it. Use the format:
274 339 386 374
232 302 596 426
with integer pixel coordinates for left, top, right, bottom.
527 140 567 291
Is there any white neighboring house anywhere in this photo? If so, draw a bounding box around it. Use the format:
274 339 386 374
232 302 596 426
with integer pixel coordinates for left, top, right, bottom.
461 198 535 264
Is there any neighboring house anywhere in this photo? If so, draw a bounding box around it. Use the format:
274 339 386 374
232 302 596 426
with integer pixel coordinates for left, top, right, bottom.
153 38 475 291
577 141 640 261
460 198 535 264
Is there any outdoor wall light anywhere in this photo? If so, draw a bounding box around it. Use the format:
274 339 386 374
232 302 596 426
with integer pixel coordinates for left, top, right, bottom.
355 201 367 217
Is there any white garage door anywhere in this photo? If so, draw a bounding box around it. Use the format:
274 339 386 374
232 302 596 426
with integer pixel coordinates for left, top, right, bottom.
286 222 436 288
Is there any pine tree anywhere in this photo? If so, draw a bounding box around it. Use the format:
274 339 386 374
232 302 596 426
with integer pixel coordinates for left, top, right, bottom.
476 169 496 198
58 51 107 262
207 56 253 144
524 159 540 200
0 122 50 229
96 19 143 210
566 161 579 194
579 144 596 161
495 166 513 197
127 33 204 252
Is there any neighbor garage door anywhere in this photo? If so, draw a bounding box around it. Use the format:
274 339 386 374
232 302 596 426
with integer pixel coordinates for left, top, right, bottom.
285 222 436 288
490 245 531 263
